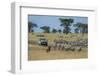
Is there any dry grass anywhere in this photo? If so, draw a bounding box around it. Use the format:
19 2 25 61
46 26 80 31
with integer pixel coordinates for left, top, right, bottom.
28 45 88 60
28 33 88 60
28 33 88 43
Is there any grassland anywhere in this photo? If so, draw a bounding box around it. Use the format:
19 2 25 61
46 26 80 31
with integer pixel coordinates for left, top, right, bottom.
28 33 88 60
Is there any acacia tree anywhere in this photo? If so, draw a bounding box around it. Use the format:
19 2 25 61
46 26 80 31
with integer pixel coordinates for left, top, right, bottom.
52 28 57 33
28 21 38 33
74 23 88 35
58 29 62 33
59 18 74 34
40 26 50 33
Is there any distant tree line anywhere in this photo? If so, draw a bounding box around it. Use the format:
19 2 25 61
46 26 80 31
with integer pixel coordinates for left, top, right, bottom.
28 18 88 35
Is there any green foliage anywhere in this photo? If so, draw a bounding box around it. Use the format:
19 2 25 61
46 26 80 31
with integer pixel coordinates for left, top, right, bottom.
58 29 62 33
28 21 38 32
52 28 57 33
74 23 88 34
59 18 74 34
40 26 50 33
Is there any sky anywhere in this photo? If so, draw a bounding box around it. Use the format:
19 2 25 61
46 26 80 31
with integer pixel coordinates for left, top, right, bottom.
28 15 88 33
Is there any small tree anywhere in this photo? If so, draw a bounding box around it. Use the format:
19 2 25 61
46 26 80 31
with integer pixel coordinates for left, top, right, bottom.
40 26 50 33
74 23 88 35
59 18 74 34
52 28 57 33
58 29 62 33
28 21 37 33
